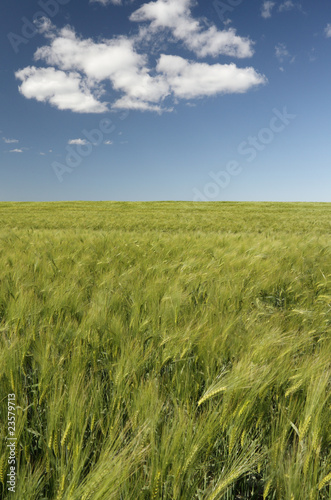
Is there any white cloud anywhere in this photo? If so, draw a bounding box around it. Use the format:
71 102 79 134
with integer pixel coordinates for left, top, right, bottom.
278 1 304 13
261 1 275 18
3 137 19 143
9 149 23 153
15 6 266 114
157 55 266 99
34 26 169 108
104 140 113 144
279 1 296 11
275 43 289 62
263 1 303 18
90 0 122 4
112 95 167 112
275 43 295 64
130 0 254 58
35 27 142 81
325 24 331 38
40 152 46 155
279 0 294 11
68 139 88 145
15 66 108 113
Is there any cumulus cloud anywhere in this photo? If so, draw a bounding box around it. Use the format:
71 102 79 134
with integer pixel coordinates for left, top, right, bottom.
34 26 170 109
34 28 140 81
68 139 88 145
15 66 108 113
14 2 266 114
157 55 266 99
275 43 289 62
130 0 254 58
90 0 122 4
261 1 275 19
325 24 331 38
3 137 19 143
112 96 167 112
278 1 302 12
262 1 303 18
275 43 295 64
9 149 23 153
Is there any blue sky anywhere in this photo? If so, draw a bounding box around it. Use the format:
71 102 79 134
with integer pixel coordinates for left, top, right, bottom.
0 0 330 202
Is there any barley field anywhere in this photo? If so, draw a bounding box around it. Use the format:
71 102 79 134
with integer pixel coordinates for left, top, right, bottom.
0 202 330 500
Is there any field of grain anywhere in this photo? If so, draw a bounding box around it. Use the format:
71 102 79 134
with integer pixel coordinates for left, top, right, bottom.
0 202 330 499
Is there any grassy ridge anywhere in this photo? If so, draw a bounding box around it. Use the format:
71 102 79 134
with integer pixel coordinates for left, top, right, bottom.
0 202 330 499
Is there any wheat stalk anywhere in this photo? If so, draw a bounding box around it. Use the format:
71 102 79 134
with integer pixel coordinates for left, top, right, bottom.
183 444 199 475
152 470 161 500
299 416 311 441
318 472 331 490
198 386 226 406
0 455 6 485
229 427 237 455
207 469 241 500
285 380 303 398
263 479 272 499
61 422 72 447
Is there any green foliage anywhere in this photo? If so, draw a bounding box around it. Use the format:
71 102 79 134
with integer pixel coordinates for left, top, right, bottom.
0 202 330 499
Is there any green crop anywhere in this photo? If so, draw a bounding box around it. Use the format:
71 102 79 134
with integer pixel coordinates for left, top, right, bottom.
0 202 330 499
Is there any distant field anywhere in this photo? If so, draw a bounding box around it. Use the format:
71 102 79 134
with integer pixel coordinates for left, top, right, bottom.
0 202 330 499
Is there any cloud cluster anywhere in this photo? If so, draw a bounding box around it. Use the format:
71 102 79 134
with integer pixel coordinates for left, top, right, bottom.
261 1 275 19
16 65 108 113
130 0 254 58
68 139 88 145
275 43 295 63
275 42 295 71
15 1 266 113
90 0 122 4
275 43 290 62
278 1 300 12
325 24 331 38
2 136 23 153
3 137 19 143
261 0 303 18
157 55 265 98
